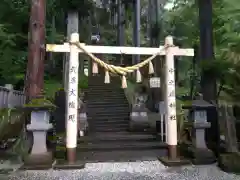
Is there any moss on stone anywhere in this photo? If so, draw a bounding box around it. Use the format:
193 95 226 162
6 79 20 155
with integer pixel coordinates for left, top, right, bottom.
219 152 240 174
181 100 193 107
24 98 56 109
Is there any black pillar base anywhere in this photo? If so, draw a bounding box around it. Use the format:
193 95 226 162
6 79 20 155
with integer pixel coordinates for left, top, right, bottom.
53 159 85 170
158 156 191 167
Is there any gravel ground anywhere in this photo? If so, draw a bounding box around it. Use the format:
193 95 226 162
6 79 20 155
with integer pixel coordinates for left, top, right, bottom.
2 161 240 180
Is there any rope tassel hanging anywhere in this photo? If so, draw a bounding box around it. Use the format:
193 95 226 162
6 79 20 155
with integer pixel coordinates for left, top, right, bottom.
104 70 110 84
136 69 142 83
148 61 154 74
121 75 127 88
92 62 98 74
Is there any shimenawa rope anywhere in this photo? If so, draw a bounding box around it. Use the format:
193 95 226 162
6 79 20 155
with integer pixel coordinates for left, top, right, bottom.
70 41 170 88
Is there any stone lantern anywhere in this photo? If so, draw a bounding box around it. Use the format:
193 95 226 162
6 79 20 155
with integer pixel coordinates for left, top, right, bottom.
22 96 55 169
182 98 216 164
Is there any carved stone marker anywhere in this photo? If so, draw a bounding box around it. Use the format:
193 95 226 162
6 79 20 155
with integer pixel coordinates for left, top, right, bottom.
182 99 216 164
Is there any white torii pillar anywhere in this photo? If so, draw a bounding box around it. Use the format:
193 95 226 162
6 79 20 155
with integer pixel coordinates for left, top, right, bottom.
66 33 79 164
164 36 178 160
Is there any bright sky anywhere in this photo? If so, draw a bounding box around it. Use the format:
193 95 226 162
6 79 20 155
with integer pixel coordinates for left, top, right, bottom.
164 1 175 10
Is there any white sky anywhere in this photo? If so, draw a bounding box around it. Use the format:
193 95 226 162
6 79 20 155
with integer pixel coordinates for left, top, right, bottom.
164 1 175 10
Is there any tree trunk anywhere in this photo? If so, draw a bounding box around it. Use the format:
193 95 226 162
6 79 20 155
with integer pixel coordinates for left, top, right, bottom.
25 0 46 100
198 0 220 156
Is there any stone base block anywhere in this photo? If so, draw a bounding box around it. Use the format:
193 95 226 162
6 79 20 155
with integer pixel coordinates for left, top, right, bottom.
158 156 191 167
179 144 216 165
53 159 85 170
180 144 217 165
218 152 240 174
191 148 216 165
20 151 53 170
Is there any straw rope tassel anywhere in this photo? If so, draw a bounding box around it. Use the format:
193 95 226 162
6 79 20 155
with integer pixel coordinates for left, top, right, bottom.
104 70 110 84
92 62 98 74
148 61 154 74
121 75 127 88
136 69 142 83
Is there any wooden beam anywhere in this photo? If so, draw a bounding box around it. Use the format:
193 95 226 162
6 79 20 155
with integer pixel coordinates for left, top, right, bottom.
46 43 194 56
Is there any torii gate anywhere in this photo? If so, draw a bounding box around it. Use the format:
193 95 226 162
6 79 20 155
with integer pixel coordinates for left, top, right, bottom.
46 33 194 164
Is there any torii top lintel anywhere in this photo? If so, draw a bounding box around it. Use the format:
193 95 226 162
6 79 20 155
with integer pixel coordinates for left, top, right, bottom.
46 43 194 56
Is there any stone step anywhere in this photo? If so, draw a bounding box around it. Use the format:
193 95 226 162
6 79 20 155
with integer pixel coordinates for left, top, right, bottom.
56 132 158 145
89 123 129 129
90 124 129 129
86 103 130 109
88 110 129 114
88 99 128 104
89 126 129 132
87 84 123 87
88 117 129 122
86 94 126 98
87 110 129 115
74 149 167 163
87 108 129 112
87 97 126 100
87 99 127 102
88 102 128 105
87 107 129 110
87 113 129 118
87 86 123 90
87 101 129 107
87 89 123 92
88 96 126 99
87 101 128 104
77 141 167 152
79 132 157 142
88 120 129 125
87 90 125 94
87 93 124 96
88 117 129 124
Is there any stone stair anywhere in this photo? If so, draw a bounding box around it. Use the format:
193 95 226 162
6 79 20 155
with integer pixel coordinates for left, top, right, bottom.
74 75 168 162
86 75 130 132
54 75 168 162
76 132 167 162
